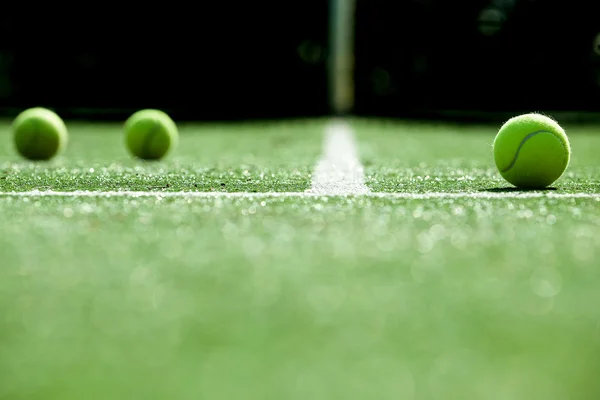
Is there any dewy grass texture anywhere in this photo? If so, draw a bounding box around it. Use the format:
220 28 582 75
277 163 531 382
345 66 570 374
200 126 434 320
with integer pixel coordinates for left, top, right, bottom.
1 118 600 399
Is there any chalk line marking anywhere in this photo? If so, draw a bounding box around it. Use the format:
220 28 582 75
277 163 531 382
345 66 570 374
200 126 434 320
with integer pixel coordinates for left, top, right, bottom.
0 190 598 199
306 119 370 195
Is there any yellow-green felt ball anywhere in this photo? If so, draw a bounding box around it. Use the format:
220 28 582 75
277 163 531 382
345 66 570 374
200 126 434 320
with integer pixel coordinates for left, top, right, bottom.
493 113 570 189
124 109 178 160
12 107 68 161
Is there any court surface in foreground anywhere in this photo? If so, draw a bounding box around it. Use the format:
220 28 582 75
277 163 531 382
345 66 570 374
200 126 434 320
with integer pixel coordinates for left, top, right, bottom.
1 118 600 400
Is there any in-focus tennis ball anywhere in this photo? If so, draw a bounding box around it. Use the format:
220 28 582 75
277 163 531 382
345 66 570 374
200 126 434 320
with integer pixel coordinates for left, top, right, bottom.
11 107 68 161
124 109 178 160
493 113 570 189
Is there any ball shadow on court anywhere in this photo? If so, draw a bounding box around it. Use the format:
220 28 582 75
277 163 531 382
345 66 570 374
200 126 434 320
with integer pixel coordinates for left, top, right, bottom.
481 187 558 193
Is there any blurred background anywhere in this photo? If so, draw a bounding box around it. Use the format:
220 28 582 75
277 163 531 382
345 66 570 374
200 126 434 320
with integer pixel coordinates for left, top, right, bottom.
0 0 598 122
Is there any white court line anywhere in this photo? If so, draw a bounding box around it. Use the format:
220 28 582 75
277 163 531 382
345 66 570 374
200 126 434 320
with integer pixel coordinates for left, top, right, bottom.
306 119 370 195
0 190 598 199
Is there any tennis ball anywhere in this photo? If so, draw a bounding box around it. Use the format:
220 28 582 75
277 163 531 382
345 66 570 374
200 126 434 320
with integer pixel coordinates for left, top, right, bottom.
493 113 570 189
11 107 68 161
124 109 178 160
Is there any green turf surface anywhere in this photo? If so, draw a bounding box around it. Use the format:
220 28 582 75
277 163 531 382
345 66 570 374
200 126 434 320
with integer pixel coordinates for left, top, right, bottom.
356 119 600 193
2 118 600 399
0 120 322 192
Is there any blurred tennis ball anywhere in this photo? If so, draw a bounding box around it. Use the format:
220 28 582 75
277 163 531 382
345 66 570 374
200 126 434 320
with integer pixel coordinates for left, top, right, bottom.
493 113 570 189
12 107 68 161
124 109 178 160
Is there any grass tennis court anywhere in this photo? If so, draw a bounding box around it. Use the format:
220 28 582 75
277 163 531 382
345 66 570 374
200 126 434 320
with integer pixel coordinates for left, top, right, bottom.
2 118 600 399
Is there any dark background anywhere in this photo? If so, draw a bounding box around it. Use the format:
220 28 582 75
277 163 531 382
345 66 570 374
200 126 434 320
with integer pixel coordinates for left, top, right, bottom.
0 0 598 121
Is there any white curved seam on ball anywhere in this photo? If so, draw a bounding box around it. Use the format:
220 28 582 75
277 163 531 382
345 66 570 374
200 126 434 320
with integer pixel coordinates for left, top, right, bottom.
141 120 162 157
501 130 561 173
26 118 41 159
